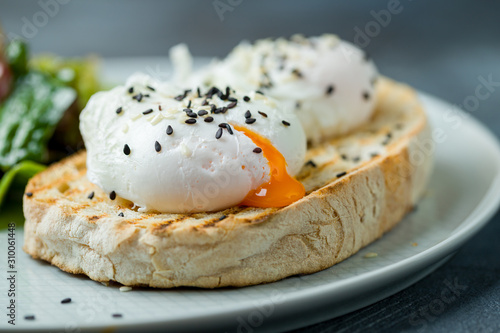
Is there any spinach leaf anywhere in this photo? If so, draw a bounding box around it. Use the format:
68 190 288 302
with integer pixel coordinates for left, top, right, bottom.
0 71 76 170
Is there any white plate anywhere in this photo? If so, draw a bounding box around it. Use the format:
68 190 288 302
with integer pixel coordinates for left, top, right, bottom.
1 58 500 333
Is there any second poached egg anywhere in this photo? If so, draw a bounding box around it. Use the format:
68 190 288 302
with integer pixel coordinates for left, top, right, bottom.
178 34 379 144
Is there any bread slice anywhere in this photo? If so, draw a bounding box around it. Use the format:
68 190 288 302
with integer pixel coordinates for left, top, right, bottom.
23 77 432 288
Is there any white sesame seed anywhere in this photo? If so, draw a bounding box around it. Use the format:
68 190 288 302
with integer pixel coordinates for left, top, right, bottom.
119 286 132 292
181 143 192 157
150 114 163 125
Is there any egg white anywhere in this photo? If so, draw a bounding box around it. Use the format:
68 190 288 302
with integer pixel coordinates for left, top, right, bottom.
80 73 306 213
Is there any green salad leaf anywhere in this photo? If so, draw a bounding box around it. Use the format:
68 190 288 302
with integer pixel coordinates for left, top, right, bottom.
30 54 101 109
0 160 46 208
0 71 76 170
5 39 28 77
0 39 102 210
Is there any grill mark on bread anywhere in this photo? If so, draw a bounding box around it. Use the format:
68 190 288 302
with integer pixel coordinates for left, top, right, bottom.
89 215 103 222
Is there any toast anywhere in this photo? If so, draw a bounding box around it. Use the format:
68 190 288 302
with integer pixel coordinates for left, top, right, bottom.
23 77 432 288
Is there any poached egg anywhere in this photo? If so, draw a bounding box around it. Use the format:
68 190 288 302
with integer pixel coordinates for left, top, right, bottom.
178 34 379 144
80 73 306 213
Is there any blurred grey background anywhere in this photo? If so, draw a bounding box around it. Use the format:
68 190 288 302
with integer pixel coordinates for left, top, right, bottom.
2 1 500 332
1 0 499 137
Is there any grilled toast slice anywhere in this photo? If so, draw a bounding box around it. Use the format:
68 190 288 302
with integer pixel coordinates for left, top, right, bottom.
23 77 432 288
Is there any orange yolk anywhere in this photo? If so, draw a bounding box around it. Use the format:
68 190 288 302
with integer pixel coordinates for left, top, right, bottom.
232 124 305 208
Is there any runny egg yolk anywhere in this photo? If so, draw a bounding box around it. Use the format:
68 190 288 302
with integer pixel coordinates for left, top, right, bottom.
232 124 305 208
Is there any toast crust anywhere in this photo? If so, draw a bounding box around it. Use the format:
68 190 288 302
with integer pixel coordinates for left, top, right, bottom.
23 77 433 288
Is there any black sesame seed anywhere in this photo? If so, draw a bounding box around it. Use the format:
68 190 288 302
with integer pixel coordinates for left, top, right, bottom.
295 101 301 109
155 141 161 152
244 110 252 119
218 87 230 100
245 118 256 124
158 105 162 111
219 215 227 221
88 192 95 200
292 69 303 78
225 124 233 135
221 107 228 114
258 111 268 118
166 125 173 135
146 85 155 91
227 101 237 109
123 144 131 155
204 116 214 123
213 108 222 114
185 118 197 124
371 153 380 158
253 147 262 154
243 96 250 102
25 315 35 320
341 154 348 160
336 171 347 178
116 107 123 114
128 87 134 94
305 160 317 168
118 212 124 217
352 156 361 163
61 298 71 304
326 85 335 95
187 100 192 108
177 89 191 101
174 90 191 101
198 110 208 116
255 90 264 95
197 87 201 98
187 111 198 118
201 99 208 106
142 109 153 115
183 108 192 113
143 94 150 97
382 132 392 145
215 127 223 139
133 93 144 102
363 91 370 101
206 87 219 98
282 120 291 127
26 192 33 197
112 314 123 318
219 123 233 134
228 97 237 102
109 191 116 200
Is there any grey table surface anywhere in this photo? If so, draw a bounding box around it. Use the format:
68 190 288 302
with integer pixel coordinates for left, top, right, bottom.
2 1 499 332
